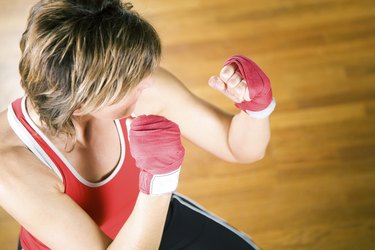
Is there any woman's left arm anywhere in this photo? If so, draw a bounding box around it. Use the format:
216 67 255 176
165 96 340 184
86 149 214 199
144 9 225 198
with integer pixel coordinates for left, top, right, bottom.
135 65 272 164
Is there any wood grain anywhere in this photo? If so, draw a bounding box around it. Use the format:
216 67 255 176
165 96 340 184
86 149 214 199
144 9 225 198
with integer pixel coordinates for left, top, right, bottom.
1 0 374 249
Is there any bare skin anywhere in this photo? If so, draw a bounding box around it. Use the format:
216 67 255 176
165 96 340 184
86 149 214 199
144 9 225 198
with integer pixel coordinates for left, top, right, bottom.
0 65 270 249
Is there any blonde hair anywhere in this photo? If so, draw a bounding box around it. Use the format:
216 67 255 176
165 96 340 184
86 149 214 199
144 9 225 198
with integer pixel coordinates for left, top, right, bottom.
19 0 161 140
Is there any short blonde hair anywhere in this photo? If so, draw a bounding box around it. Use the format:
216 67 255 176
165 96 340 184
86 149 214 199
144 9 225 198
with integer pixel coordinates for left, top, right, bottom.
19 0 161 138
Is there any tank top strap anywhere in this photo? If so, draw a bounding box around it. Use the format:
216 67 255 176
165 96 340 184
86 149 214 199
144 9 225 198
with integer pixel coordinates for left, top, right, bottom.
8 97 66 184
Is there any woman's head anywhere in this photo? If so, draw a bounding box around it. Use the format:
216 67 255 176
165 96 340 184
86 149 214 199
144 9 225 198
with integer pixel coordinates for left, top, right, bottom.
19 0 161 137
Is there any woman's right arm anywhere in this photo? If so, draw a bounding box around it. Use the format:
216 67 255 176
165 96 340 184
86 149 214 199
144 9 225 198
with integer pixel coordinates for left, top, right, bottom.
109 193 171 250
0 147 112 249
0 146 172 250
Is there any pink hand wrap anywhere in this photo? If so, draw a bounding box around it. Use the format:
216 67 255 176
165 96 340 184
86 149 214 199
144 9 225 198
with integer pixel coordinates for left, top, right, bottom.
224 55 276 119
129 115 185 195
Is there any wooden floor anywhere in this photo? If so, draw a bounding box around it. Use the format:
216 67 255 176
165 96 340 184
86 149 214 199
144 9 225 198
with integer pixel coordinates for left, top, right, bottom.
1 0 375 249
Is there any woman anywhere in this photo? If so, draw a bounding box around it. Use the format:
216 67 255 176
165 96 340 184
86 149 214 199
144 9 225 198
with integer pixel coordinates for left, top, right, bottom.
0 0 275 249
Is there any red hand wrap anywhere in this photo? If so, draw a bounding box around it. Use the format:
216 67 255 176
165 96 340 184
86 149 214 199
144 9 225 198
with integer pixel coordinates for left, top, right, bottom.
224 55 276 118
129 115 185 195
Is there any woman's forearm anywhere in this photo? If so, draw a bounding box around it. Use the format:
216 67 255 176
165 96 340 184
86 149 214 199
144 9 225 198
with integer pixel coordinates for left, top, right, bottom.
228 111 271 163
108 193 171 250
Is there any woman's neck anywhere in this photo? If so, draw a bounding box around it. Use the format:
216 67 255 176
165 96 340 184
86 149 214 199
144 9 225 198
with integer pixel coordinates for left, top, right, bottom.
25 97 112 149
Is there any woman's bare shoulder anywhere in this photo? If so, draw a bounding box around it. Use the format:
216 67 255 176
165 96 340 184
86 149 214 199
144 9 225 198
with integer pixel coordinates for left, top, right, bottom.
134 67 193 116
0 109 64 198
0 109 24 149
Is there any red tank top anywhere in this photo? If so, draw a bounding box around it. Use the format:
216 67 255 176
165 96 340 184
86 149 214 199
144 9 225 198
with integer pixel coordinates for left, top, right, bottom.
10 97 140 249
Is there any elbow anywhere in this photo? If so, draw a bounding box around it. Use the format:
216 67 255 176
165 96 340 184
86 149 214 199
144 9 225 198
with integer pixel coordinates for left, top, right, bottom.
227 134 270 164
245 151 266 164
253 150 266 162
231 149 266 164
